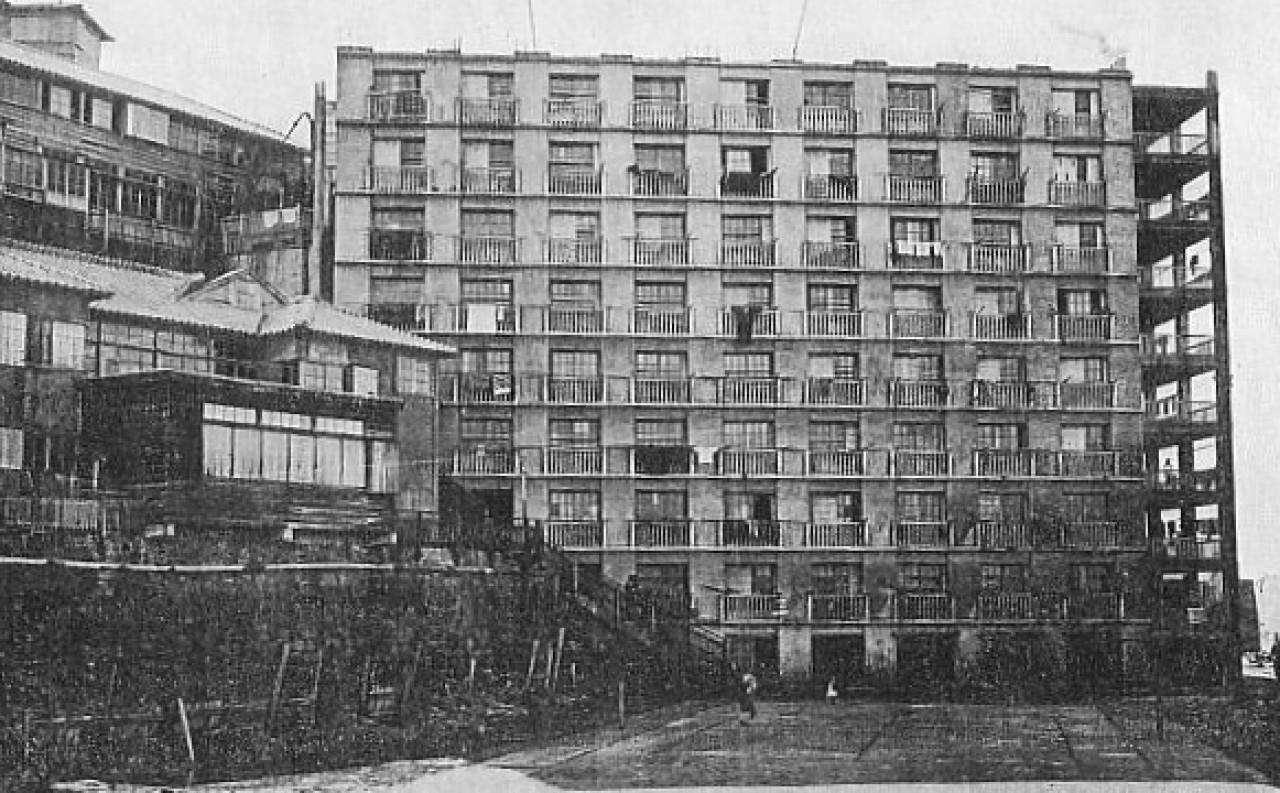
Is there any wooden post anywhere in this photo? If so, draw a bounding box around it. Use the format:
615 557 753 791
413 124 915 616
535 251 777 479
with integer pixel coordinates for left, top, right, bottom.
524 639 540 690
22 709 31 763
309 648 325 727
616 679 626 730
542 641 555 689
177 698 196 768
266 643 291 735
358 657 373 718
104 661 119 720
400 644 423 718
551 627 566 692
467 656 477 691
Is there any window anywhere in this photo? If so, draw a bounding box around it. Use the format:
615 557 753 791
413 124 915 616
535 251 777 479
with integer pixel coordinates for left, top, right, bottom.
981 564 1026 591
1053 155 1102 183
722 215 772 242
549 211 599 240
1053 89 1099 116
812 562 862 597
550 490 600 520
550 74 598 100
893 422 943 450
635 351 686 377
893 354 942 381
550 418 599 447
635 145 684 173
1061 357 1108 382
976 356 1022 382
461 209 514 238
348 365 379 396
806 216 856 243
636 418 686 445
462 139 514 169
724 282 772 307
46 154 87 198
461 279 513 304
726 562 777 594
725 493 776 522
889 150 938 178
978 492 1027 522
460 349 512 374
400 139 426 167
888 84 933 110
722 146 769 175
462 72 513 99
5 147 41 189
970 87 1016 115
634 76 684 102
550 280 600 307
636 213 685 240
550 141 595 168
891 218 939 243
974 287 1021 315
724 353 772 377
724 420 774 448
460 417 512 445
0 311 26 365
1061 425 1109 451
1070 563 1112 593
396 356 435 396
370 276 423 306
974 220 1021 246
979 423 1025 450
808 353 859 379
373 70 422 93
551 350 599 380
811 493 863 523
47 84 73 117
810 422 860 451
636 490 687 520
804 81 852 107
971 152 1019 181
636 282 685 307
26 320 84 369
1058 289 1108 316
373 207 423 231
899 562 947 592
807 284 856 312
0 70 38 108
1065 492 1109 521
0 426 22 469
1055 222 1105 248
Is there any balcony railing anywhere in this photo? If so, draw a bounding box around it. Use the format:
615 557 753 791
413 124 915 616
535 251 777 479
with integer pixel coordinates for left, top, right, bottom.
893 451 952 477
456 235 520 266
890 309 949 338
368 90 430 121
628 237 692 266
967 177 1024 205
715 104 774 131
808 594 869 622
544 521 605 549
720 239 777 267
972 449 1059 478
548 167 603 195
1062 521 1137 549
884 107 938 136
966 522 1033 550
807 450 866 477
1148 397 1218 425
543 377 606 404
364 166 432 194
544 307 606 334
1059 381 1116 410
894 521 951 548
1153 468 1220 494
1142 334 1216 362
544 447 604 475
631 446 694 476
805 521 868 548
966 111 1024 139
803 174 858 202
542 236 603 265
717 520 785 548
886 174 944 203
425 304 518 334
1135 132 1209 157
805 311 863 337
972 313 1032 340
1046 112 1104 139
443 374 517 404
460 167 519 194
720 172 775 199
1141 262 1213 291
631 378 692 404
800 105 860 134
802 241 861 269
719 377 787 405
1140 196 1213 224
889 379 950 408
895 593 954 621
804 378 866 406
1056 315 1114 343
1152 536 1222 561
721 593 785 622
717 448 781 476
630 307 691 335
630 520 694 548
888 240 945 269
720 307 778 338
457 97 519 126
1052 246 1111 274
629 168 689 197
970 380 1056 410
629 101 689 130
369 229 431 262
1059 451 1124 478
978 592 1064 621
968 243 1030 273
1048 180 1106 207
451 446 517 475
0 497 138 533
544 98 603 128
1065 592 1124 621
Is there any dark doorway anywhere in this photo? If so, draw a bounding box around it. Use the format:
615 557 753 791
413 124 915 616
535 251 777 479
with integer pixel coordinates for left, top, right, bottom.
439 480 514 549
896 632 957 699
812 633 864 695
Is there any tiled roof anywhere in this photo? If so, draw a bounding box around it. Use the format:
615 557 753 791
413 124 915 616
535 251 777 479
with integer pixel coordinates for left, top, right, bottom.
257 297 454 354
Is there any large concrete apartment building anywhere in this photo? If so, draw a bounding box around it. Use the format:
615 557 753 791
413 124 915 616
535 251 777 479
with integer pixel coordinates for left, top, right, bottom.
328 48 1236 691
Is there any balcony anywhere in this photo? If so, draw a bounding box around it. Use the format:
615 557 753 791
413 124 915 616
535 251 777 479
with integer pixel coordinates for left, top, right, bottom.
443 373 516 404
1152 468 1220 495
1142 334 1215 369
808 594 870 622
805 311 863 337
548 167 603 195
972 313 1032 341
888 240 945 270
972 449 1059 478
966 111 1024 139
543 377 606 404
720 307 778 338
895 593 955 621
1140 196 1213 224
543 447 604 475
721 593 785 622
368 90 430 121
629 520 694 548
807 450 867 477
966 521 1033 550
1062 521 1139 549
460 167 520 194
718 519 786 548
456 235 520 266
1048 180 1106 207
631 378 692 404
800 105 860 135
715 104 774 131
803 174 858 202
717 449 781 476
718 377 789 405
889 309 949 338
629 101 689 130
720 171 775 200
1065 592 1124 621
543 307 606 334
884 107 938 136
971 380 1056 410
1059 381 1117 410
1147 397 1218 430
628 237 692 267
804 378 866 406
886 174 945 203
369 229 431 262
720 239 777 267
425 304 518 334
543 98 603 128
802 241 861 269
0 497 138 534
1046 112 1104 139
629 168 689 197
364 166 432 194
1135 131 1209 158
1152 535 1222 561
968 243 1030 273
1059 451 1124 478
543 236 603 265
363 302 426 332
892 451 952 477
451 446 517 475
805 521 868 549
1055 315 1114 343
967 177 1024 205
630 307 691 335
457 97 519 127
631 446 694 475
977 592 1064 621
889 379 950 408
544 521 605 549
894 521 952 548
1052 246 1111 274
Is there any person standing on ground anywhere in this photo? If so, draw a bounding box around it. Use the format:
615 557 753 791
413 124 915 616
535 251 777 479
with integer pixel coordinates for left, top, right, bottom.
1271 636 1280 687
738 671 758 722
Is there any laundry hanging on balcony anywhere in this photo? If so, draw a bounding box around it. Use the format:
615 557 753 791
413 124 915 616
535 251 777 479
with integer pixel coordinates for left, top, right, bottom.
732 305 761 342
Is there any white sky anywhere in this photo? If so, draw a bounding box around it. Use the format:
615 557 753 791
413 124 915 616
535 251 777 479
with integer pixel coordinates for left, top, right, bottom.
85 0 1280 577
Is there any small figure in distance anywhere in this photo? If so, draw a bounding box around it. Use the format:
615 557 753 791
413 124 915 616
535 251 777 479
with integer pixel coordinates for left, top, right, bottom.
826 677 839 704
738 671 758 723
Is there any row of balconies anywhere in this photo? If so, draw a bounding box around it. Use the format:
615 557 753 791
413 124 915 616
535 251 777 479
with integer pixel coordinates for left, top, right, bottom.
361 232 1116 274
359 165 1106 207
364 92 1106 141
447 446 1144 480
534 518 1142 550
437 375 1127 409
721 590 1133 624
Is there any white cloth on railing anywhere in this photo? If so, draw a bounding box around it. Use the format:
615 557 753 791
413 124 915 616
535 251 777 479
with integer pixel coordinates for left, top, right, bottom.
465 303 502 332
695 446 718 466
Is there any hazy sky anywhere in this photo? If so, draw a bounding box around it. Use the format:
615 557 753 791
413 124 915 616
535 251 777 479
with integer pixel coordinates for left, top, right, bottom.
85 0 1280 576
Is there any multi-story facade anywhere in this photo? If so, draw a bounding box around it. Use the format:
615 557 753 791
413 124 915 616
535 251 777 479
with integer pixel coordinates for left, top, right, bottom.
0 3 310 290
329 48 1235 691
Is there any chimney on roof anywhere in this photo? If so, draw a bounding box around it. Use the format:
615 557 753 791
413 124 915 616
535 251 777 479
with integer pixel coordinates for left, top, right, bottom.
0 2 113 69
